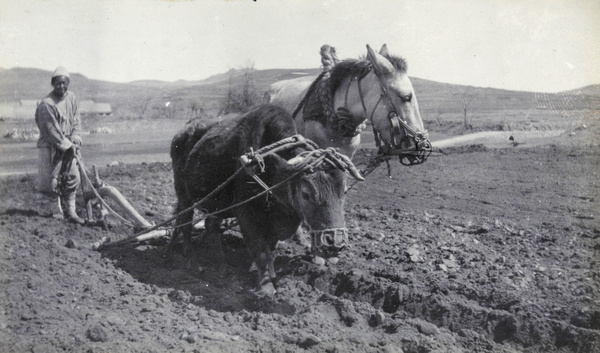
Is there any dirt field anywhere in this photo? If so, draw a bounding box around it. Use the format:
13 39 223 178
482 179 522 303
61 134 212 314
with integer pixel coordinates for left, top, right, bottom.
0 121 599 352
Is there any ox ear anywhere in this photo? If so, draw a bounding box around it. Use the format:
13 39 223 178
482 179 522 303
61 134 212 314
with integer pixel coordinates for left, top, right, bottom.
379 44 390 57
260 153 298 178
366 44 394 76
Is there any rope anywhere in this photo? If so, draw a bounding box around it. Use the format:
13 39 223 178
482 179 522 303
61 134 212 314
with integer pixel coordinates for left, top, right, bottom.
127 165 248 239
127 136 321 239
101 159 312 249
253 134 317 155
95 133 364 250
345 154 384 192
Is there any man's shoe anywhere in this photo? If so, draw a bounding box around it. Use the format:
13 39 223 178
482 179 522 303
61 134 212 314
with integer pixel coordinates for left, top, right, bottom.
64 194 85 225
47 195 64 219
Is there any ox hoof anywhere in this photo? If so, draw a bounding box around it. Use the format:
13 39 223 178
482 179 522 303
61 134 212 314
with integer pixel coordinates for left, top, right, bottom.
255 283 277 298
313 256 326 266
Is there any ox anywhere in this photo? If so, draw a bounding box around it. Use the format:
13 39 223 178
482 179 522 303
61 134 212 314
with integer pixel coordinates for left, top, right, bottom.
170 104 363 295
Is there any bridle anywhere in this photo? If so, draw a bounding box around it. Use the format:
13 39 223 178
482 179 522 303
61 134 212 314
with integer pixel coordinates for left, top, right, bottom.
340 68 432 166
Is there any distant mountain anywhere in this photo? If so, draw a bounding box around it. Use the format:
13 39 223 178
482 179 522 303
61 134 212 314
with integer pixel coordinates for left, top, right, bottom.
0 67 163 103
1 67 597 118
561 84 600 97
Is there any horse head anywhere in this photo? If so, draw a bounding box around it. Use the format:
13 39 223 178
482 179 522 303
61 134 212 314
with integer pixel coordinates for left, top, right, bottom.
332 44 432 165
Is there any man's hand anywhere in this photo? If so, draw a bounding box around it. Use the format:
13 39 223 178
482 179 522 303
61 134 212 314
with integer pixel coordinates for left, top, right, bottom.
71 135 82 146
64 145 77 159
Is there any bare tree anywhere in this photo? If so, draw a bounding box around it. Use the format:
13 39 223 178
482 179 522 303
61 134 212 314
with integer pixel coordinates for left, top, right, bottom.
457 88 475 129
435 105 444 126
220 61 262 114
164 101 177 119
137 96 153 117
188 100 203 119
152 99 178 119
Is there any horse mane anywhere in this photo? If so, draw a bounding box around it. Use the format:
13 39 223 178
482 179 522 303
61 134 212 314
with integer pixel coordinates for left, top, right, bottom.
300 47 407 133
329 55 408 93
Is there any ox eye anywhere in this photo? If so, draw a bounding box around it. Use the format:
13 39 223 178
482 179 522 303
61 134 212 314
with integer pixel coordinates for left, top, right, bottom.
399 93 412 103
301 191 311 201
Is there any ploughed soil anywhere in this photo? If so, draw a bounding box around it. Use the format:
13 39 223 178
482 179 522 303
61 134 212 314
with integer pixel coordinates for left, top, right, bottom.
1 124 599 353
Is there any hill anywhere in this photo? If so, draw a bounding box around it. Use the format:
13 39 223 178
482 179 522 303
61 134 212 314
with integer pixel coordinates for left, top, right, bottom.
1 67 598 120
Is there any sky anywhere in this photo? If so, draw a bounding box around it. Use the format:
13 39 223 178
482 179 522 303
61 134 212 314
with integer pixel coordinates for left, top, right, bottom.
0 0 598 93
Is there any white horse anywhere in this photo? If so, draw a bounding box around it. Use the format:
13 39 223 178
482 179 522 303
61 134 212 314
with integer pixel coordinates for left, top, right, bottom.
267 44 431 165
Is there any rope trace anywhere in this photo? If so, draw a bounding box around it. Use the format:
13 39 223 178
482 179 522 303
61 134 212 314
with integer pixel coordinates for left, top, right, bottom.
127 135 326 238
94 133 366 251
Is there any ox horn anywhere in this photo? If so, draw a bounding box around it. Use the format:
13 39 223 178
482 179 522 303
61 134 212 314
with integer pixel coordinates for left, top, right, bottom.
336 153 365 181
287 156 304 165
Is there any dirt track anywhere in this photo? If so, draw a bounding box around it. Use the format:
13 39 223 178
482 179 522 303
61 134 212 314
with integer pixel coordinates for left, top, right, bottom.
1 125 599 352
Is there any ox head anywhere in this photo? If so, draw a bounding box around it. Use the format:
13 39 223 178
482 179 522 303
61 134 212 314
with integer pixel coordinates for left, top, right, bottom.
364 44 432 165
259 150 363 257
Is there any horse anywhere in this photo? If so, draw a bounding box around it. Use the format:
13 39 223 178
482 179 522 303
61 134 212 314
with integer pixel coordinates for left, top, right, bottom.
267 44 431 166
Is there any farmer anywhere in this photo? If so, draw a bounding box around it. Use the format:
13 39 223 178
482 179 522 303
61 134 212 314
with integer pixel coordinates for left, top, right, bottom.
35 66 85 224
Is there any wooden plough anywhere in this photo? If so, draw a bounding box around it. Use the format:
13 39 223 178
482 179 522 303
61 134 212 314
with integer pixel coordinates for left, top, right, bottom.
77 158 208 251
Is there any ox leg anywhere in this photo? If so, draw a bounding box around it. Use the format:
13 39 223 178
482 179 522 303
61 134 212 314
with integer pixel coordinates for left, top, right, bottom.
203 216 225 264
169 204 194 256
243 231 277 296
253 246 276 297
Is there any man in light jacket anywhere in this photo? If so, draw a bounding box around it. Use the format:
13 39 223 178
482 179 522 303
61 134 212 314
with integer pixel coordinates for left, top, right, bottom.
35 66 85 224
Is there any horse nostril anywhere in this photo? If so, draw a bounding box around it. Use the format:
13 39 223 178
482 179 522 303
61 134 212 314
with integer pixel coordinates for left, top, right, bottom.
419 139 432 151
401 139 417 151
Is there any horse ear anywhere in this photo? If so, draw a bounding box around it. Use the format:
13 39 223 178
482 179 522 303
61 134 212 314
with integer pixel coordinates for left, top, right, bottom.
379 44 390 57
366 44 394 75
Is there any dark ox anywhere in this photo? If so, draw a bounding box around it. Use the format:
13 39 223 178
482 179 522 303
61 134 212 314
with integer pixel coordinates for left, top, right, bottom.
170 105 362 295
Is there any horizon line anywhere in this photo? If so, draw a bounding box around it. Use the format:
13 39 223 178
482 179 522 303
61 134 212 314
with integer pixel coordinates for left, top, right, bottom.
1 65 597 95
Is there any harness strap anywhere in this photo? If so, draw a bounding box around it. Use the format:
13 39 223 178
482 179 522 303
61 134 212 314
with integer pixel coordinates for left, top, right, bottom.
388 113 403 147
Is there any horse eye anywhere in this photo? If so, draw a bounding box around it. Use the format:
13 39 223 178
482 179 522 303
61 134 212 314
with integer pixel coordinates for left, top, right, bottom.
399 93 412 103
301 191 311 200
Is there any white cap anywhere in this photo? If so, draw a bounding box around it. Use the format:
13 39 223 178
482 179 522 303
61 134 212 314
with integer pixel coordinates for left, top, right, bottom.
52 66 70 78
